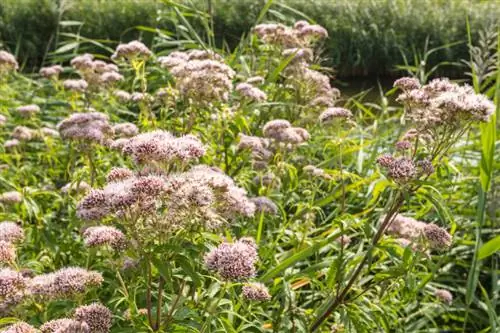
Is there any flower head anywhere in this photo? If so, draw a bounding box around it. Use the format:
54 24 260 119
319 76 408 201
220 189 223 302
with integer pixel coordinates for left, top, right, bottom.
251 197 278 215
41 319 89 333
0 241 16 264
0 51 18 72
242 282 271 301
319 107 352 124
63 79 88 92
16 105 40 118
29 267 103 300
0 191 22 204
423 224 452 250
112 40 151 60
0 222 24 243
204 238 258 281
83 226 127 250
434 289 453 305
57 112 114 145
0 268 26 298
0 322 37 333
113 123 139 138
40 65 64 79
73 303 112 333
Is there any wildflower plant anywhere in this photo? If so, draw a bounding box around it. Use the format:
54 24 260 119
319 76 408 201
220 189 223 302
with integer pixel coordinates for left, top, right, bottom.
0 4 496 333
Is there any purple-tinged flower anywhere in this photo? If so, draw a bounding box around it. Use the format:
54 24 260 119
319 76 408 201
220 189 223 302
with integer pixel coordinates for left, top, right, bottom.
434 289 453 305
83 226 127 250
40 65 64 79
204 238 258 281
16 105 40 118
251 197 278 215
0 222 24 243
73 303 112 333
112 40 151 60
319 107 352 124
0 51 19 72
394 77 421 91
0 322 37 333
423 224 452 250
0 268 26 298
63 79 88 92
242 282 271 301
0 191 22 204
41 319 89 333
0 241 16 264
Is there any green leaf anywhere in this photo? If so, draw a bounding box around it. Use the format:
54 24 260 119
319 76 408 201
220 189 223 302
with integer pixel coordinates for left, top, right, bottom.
478 235 500 260
259 239 329 281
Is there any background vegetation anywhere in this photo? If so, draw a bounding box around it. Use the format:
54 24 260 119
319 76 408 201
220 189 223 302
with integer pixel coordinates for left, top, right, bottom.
1 0 499 77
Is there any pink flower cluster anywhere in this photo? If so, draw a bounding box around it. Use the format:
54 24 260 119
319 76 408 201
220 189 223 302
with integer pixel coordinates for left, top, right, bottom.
395 77 495 129
159 50 235 103
204 238 258 281
57 112 114 145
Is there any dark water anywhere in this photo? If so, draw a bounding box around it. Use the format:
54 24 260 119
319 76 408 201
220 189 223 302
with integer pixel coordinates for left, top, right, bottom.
336 76 396 103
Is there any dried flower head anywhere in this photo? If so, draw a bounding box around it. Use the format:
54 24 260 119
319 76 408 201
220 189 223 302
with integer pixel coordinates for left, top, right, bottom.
83 226 127 250
242 282 271 301
0 222 24 243
423 224 452 250
73 303 112 333
16 105 40 118
0 191 22 204
204 238 258 281
57 112 114 145
434 289 453 305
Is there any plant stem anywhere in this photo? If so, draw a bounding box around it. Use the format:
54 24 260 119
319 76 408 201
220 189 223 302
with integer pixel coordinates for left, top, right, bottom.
154 276 165 331
86 150 96 187
145 259 154 329
310 193 404 332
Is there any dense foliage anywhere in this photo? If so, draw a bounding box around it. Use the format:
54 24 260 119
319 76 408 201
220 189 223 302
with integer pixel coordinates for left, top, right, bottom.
0 2 499 333
1 0 499 77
